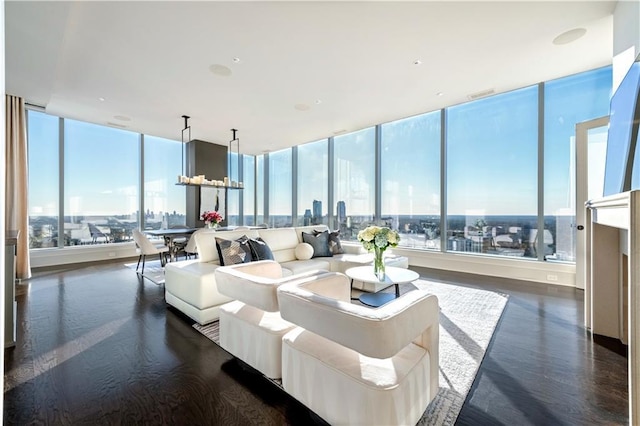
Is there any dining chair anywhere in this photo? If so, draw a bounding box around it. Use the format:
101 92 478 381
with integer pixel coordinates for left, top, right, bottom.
183 228 207 260
132 229 169 274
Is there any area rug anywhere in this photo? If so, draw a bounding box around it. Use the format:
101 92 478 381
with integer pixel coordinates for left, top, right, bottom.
124 260 165 285
193 279 508 425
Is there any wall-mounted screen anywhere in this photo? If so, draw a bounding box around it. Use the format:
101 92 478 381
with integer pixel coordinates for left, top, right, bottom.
602 56 640 196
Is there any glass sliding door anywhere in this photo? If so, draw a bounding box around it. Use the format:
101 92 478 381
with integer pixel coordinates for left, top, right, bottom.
544 67 612 262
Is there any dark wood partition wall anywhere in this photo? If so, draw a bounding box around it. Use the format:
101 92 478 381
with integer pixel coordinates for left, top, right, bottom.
185 140 228 228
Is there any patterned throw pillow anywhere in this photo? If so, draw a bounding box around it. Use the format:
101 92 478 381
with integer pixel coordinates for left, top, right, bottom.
247 237 275 261
302 231 333 258
313 229 344 254
215 235 253 266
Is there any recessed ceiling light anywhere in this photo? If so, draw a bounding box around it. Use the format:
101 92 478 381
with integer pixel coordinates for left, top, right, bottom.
232 57 241 63
315 99 322 105
413 60 422 65
553 28 587 45
98 97 105 102
437 92 444 97
294 104 310 111
114 115 131 122
209 64 232 77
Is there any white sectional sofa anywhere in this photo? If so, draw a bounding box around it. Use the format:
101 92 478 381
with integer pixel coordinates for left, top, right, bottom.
164 225 408 325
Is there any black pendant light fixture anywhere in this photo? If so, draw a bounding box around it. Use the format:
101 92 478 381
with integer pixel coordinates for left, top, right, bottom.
229 128 242 187
181 115 191 177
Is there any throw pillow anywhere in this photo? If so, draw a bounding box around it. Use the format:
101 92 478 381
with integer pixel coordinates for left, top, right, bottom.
215 235 253 266
247 237 275 261
313 229 344 254
302 231 333 258
294 242 314 260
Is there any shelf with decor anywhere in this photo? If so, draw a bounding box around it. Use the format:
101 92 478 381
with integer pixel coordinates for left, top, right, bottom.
175 182 243 190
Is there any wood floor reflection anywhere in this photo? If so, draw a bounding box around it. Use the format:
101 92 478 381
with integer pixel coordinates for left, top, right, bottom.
3 260 628 425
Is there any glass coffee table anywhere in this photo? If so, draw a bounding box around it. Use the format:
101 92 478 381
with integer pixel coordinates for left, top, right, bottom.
345 266 419 307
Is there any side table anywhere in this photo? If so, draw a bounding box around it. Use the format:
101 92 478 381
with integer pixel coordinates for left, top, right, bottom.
345 266 419 308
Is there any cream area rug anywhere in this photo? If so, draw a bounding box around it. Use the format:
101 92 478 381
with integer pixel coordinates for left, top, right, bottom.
124 259 165 285
193 279 508 426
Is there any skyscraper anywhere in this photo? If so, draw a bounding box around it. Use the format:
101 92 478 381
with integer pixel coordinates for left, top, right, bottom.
303 209 312 226
337 201 346 222
312 200 322 224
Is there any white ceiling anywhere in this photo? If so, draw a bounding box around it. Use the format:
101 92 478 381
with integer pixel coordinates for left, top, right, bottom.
5 1 615 155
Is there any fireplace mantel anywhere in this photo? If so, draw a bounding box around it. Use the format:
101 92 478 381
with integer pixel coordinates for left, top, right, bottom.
586 190 640 424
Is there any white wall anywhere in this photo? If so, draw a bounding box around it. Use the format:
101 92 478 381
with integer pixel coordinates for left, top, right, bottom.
393 247 576 287
30 243 138 268
612 0 640 90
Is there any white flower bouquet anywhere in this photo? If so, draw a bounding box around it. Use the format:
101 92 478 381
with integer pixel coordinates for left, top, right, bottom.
357 226 400 280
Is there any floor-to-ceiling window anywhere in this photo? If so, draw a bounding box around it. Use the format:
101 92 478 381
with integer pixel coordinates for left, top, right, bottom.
297 139 328 226
256 155 265 225
446 86 539 257
64 120 140 246
26 65 612 266
226 151 240 225
27 110 186 250
381 111 441 249
143 135 186 231
333 127 376 240
544 67 612 262
27 111 59 248
268 148 292 228
243 155 256 226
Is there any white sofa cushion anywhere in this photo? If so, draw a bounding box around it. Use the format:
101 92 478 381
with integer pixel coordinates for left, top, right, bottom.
280 258 332 275
256 228 300 263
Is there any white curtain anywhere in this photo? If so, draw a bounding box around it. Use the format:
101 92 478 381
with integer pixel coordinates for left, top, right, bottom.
5 95 31 280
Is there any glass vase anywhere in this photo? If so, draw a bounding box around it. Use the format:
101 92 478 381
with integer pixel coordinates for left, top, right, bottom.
373 246 386 281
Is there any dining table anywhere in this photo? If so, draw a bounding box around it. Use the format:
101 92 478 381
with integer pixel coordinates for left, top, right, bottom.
145 228 197 262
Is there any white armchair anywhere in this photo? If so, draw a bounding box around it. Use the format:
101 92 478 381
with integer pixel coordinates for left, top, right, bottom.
214 260 331 379
277 274 440 426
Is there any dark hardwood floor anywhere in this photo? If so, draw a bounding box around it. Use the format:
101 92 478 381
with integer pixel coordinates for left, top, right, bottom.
3 260 628 425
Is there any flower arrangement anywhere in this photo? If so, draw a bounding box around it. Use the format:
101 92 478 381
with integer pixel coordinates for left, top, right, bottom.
357 226 400 280
201 210 223 228
357 226 400 251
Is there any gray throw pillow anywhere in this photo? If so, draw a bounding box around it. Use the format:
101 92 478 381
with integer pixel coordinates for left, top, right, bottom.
313 229 344 254
215 235 253 266
247 237 275 261
302 231 333 258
